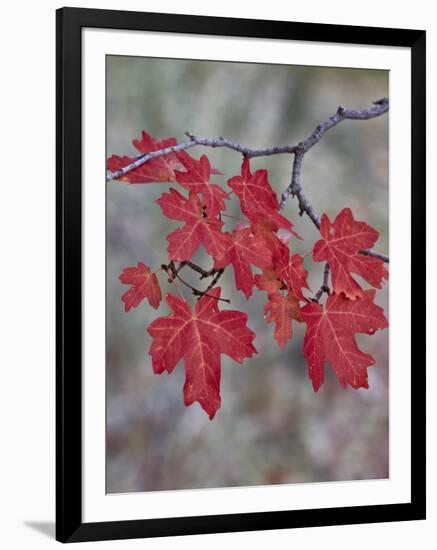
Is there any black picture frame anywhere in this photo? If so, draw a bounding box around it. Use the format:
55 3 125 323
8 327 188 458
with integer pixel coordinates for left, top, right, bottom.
56 6 426 543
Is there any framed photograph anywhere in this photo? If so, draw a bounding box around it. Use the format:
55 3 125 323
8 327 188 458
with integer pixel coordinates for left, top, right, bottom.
56 7 426 543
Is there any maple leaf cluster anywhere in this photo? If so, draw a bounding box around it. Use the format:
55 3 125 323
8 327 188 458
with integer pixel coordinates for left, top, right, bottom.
111 131 389 419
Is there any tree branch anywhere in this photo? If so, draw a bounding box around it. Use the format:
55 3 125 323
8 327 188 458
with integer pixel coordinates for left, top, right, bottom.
279 98 389 211
106 133 299 182
279 98 389 264
108 98 389 265
184 132 298 158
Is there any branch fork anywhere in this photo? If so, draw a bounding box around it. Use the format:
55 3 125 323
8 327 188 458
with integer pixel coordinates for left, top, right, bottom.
162 261 229 303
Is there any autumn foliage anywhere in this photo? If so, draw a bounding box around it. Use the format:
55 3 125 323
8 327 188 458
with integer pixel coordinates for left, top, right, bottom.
109 131 389 419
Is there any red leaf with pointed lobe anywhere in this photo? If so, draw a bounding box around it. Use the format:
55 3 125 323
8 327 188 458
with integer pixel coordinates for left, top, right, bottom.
278 254 310 301
227 158 295 231
252 224 309 301
107 131 179 183
246 209 296 233
147 287 257 419
301 290 388 391
156 188 231 262
119 262 162 311
251 220 290 269
175 151 229 216
313 208 388 299
254 267 283 296
214 227 272 298
264 293 302 348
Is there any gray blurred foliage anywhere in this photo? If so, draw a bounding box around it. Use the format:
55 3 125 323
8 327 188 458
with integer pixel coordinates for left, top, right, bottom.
106 56 389 493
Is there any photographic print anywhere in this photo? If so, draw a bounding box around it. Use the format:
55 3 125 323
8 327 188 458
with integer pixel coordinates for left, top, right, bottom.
106 56 390 494
57 8 425 542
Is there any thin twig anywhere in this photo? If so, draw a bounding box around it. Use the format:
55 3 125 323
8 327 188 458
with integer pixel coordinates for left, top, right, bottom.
175 260 219 279
185 132 298 158
201 269 224 298
198 266 219 279
313 264 331 302
360 249 389 263
163 262 230 303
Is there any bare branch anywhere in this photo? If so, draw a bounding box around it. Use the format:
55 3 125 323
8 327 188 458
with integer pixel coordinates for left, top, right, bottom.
279 98 389 211
185 132 297 158
283 98 389 176
279 98 389 264
281 149 321 227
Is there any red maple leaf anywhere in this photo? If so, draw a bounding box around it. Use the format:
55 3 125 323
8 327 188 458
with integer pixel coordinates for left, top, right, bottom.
264 293 302 348
252 224 309 300
156 188 231 262
227 158 294 231
254 267 284 296
107 131 180 183
313 208 388 299
301 290 388 391
251 220 290 268
214 227 272 298
278 254 310 301
119 262 162 311
147 287 257 419
175 151 229 216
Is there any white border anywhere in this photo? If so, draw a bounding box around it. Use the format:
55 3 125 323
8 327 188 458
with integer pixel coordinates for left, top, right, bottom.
82 28 411 523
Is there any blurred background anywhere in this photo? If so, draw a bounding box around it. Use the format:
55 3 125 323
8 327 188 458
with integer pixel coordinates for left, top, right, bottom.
106 56 389 494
